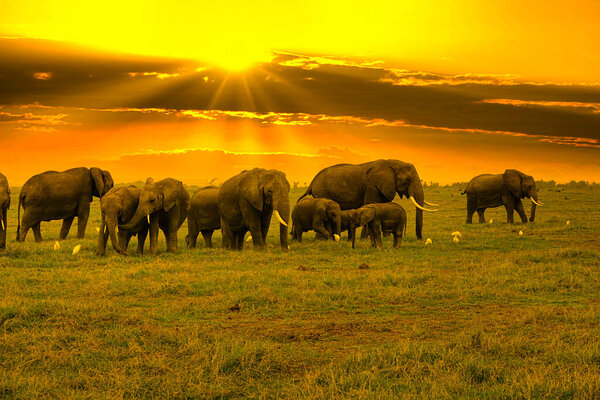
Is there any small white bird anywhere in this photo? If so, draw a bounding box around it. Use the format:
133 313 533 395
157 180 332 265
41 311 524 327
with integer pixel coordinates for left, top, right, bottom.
489 219 494 224
453 236 459 243
519 230 524 236
451 231 462 238
425 238 432 245
566 220 571 225
53 241 60 251
333 234 340 242
72 244 81 255
246 235 253 242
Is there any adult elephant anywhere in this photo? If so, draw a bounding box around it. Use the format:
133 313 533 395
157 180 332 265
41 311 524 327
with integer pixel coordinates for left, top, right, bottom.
219 168 290 250
17 167 113 242
97 186 149 256
297 159 436 239
463 169 543 224
0 172 10 250
119 178 190 255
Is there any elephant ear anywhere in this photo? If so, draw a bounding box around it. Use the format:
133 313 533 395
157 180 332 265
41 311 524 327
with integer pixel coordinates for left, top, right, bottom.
163 183 179 212
503 169 523 198
366 163 396 202
359 206 376 226
240 172 263 210
91 167 105 198
101 170 114 195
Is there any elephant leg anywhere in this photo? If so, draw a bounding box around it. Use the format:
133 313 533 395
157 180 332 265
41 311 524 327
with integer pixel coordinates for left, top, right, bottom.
166 216 179 253
248 217 265 249
201 230 213 248
514 200 528 223
124 233 133 252
31 223 43 242
313 219 331 240
374 222 383 247
59 216 75 240
137 226 148 255
148 217 160 255
0 212 6 249
360 226 369 239
466 197 477 224
235 231 246 250
367 223 377 247
503 196 515 223
392 232 400 248
76 201 90 239
477 209 486 224
188 230 199 248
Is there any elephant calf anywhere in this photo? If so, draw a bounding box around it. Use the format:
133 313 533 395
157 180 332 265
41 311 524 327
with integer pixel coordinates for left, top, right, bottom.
291 198 342 242
186 186 221 248
97 186 149 255
350 203 407 249
0 172 9 250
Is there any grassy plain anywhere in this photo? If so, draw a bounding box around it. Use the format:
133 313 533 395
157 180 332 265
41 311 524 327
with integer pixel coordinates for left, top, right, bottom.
0 183 599 399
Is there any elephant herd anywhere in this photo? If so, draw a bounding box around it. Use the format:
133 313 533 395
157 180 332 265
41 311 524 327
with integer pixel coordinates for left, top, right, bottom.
0 161 543 254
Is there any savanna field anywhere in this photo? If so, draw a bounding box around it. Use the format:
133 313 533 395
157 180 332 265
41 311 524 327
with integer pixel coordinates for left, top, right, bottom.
1 182 599 399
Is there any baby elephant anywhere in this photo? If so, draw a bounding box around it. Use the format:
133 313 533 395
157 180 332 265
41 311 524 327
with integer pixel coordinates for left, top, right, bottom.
350 203 407 249
97 186 149 255
186 186 221 248
291 198 342 242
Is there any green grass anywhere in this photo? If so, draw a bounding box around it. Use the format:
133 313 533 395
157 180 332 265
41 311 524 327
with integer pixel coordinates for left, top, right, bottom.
1 184 599 399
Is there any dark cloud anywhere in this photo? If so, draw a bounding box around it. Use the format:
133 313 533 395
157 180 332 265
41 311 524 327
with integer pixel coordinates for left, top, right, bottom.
1 37 600 141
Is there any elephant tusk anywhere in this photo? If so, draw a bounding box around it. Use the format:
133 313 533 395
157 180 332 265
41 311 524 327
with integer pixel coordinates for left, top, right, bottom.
274 210 288 227
531 199 543 206
424 200 439 207
409 196 438 212
147 215 151 224
0 219 4 231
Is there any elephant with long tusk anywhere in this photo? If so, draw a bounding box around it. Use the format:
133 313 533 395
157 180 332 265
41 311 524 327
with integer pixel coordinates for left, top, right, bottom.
0 172 9 250
462 169 543 224
297 159 437 239
219 168 290 250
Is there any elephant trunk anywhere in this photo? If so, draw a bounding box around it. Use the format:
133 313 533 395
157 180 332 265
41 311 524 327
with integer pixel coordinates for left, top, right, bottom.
120 208 148 230
409 179 424 240
275 195 290 251
334 215 342 239
529 188 538 222
106 214 125 254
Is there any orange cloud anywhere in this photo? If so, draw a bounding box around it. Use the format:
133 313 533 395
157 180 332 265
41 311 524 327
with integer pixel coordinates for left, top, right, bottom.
481 99 600 113
33 72 52 80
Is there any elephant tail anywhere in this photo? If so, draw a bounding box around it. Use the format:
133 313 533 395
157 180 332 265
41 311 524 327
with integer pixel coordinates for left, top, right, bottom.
296 186 312 203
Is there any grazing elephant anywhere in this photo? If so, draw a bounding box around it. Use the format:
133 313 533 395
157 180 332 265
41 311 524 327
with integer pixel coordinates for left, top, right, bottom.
17 167 113 242
0 173 9 250
219 168 290 250
291 198 342 242
463 169 543 224
119 178 190 255
349 203 407 249
97 186 149 256
186 186 221 248
298 159 436 239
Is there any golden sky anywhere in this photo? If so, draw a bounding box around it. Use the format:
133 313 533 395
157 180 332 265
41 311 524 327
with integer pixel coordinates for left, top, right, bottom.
1 0 599 184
